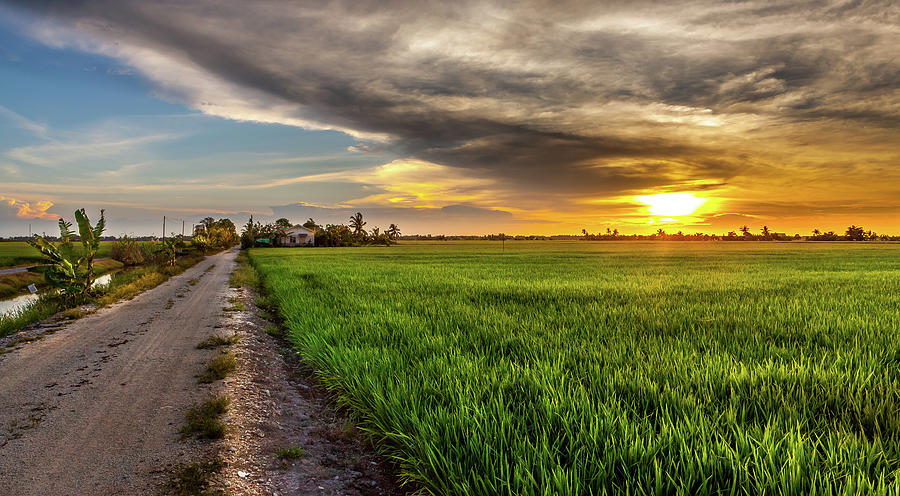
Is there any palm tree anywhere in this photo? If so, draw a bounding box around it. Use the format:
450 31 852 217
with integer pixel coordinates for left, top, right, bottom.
656 228 666 237
302 218 320 231
349 212 366 237
740 225 750 236
761 226 770 238
812 229 821 236
612 228 619 237
386 223 401 240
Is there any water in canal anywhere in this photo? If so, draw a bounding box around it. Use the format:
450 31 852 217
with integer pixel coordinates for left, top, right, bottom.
0 273 114 318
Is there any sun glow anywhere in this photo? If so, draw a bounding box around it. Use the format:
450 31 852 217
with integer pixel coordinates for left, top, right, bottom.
635 192 707 217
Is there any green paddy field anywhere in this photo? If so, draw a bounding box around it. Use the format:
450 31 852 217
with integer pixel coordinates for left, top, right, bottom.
249 241 900 495
0 241 114 268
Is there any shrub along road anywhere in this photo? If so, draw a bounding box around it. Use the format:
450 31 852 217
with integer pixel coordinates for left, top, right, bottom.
0 249 238 495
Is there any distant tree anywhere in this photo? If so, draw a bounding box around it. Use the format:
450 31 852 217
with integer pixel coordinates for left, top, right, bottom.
270 218 293 246
740 225 750 237
727 231 737 238
240 215 256 248
845 225 865 241
349 212 366 238
582 229 588 238
612 228 619 237
761 226 770 239
317 224 353 247
812 229 821 236
302 218 320 231
200 217 216 230
275 218 292 231
386 223 401 240
656 228 666 237
606 227 612 236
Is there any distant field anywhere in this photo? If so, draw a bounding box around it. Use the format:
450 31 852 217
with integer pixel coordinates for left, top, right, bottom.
0 241 115 268
249 241 900 495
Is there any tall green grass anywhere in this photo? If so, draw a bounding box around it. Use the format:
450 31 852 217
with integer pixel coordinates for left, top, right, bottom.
249 241 900 495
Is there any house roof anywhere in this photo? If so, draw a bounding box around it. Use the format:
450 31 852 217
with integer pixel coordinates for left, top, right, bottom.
285 225 315 234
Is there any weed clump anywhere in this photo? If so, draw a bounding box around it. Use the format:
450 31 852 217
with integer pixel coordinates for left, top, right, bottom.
168 457 226 496
196 334 240 349
229 252 259 288
265 324 282 337
62 307 88 320
198 352 238 384
223 299 246 312
181 396 230 439
275 445 304 460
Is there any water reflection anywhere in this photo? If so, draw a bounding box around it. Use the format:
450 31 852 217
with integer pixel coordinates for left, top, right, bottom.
0 273 114 318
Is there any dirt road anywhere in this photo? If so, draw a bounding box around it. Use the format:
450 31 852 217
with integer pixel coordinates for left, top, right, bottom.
0 249 238 495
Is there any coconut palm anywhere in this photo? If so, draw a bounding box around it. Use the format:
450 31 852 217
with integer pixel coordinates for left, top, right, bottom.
740 225 750 236
302 218 320 231
386 224 401 240
761 226 770 238
349 212 367 237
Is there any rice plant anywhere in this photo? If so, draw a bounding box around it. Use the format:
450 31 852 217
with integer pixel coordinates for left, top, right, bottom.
250 241 900 495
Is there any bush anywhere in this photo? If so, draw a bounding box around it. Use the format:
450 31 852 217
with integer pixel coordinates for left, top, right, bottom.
110 235 145 266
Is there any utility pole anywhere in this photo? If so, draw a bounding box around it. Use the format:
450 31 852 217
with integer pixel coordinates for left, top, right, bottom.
28 223 31 237
162 216 166 242
182 220 185 238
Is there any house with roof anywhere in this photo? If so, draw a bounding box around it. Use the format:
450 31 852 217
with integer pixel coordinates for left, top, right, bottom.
282 225 315 246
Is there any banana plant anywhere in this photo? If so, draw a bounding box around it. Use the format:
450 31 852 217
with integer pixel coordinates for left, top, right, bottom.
157 237 179 266
28 209 106 300
74 208 105 288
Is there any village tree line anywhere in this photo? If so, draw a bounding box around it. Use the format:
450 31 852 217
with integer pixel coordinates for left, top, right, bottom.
575 224 896 241
239 212 401 248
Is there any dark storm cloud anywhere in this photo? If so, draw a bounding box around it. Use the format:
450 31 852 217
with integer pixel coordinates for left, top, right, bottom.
4 0 899 197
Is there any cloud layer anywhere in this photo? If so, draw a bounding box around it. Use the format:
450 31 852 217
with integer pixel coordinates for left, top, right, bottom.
1 195 57 220
2 0 898 233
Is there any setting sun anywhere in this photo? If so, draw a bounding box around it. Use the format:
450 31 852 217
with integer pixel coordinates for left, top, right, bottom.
635 192 708 217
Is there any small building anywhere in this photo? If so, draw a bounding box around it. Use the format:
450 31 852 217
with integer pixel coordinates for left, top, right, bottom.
282 226 315 246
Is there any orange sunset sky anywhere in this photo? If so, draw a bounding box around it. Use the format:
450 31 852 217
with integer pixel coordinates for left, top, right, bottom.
0 1 898 236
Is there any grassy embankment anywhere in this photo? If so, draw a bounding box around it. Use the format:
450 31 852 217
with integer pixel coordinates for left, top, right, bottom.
0 250 212 338
0 258 123 300
248 241 900 495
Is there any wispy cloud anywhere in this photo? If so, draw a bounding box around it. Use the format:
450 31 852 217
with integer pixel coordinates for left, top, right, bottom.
0 104 48 136
7 133 179 167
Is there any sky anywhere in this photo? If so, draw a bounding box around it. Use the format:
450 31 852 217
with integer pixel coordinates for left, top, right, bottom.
0 0 898 237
